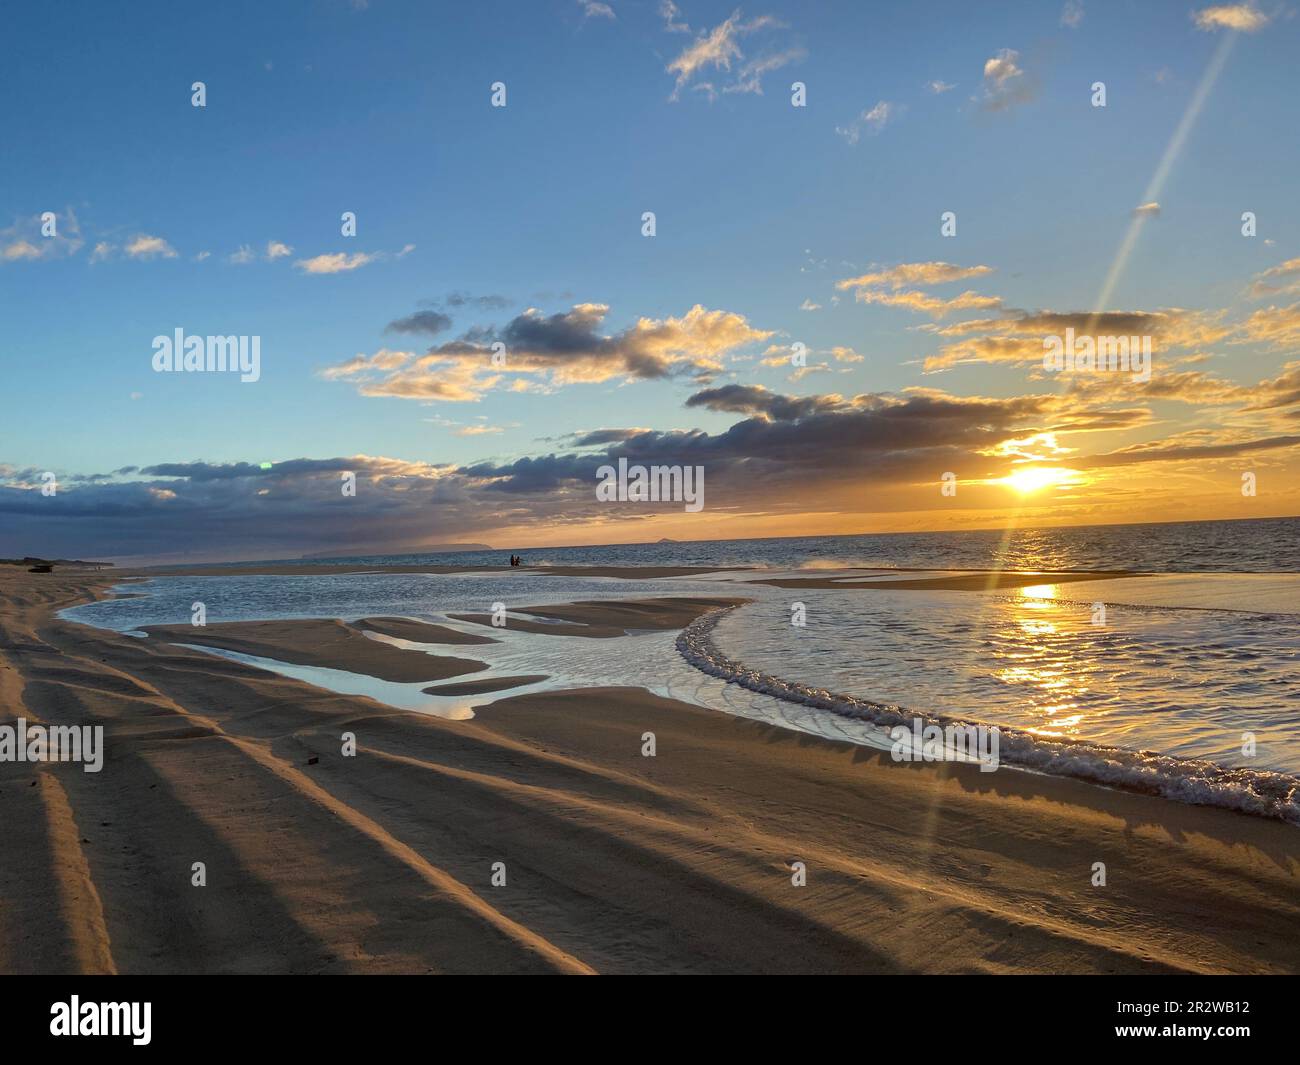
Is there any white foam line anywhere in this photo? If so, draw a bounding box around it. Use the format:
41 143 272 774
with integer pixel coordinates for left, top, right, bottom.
676 606 1300 826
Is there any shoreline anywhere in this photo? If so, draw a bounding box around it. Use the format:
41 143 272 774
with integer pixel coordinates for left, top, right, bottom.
2 566 1299 973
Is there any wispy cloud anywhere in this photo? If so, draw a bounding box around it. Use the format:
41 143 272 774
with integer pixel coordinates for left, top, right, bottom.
296 252 375 274
0 209 84 263
836 261 1000 316
124 234 177 260
838 262 994 290
1249 257 1300 299
665 9 788 100
724 47 806 95
835 100 898 144
1241 303 1300 349
921 308 1232 373
1192 4 1270 32
660 0 690 33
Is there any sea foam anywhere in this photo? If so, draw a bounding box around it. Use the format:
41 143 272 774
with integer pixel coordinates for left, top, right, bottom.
677 605 1300 825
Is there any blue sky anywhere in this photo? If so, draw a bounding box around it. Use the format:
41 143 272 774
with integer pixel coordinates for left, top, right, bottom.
3 1 1299 561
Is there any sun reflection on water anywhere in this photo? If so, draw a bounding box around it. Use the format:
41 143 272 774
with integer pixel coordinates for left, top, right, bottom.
986 588 1101 739
1017 583 1060 601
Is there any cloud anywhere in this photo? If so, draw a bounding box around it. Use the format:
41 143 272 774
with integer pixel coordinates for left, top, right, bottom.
981 48 1036 111
660 0 690 32
228 245 256 264
1249 257 1300 299
1066 368 1247 407
984 49 1023 89
834 261 999 318
835 100 898 143
724 47 806 95
265 240 293 260
1192 4 1270 32
800 298 821 311
1060 1 1084 29
294 251 378 274
685 384 843 420
2 240 43 262
1133 201 1161 218
854 289 1002 318
837 262 995 291
577 0 615 19
1081 433 1300 469
319 349 413 380
9 371 1300 559
124 234 178 260
459 385 1158 509
922 308 1234 372
1 210 84 263
666 9 787 99
323 302 772 402
926 80 955 94
1240 361 1300 412
442 291 513 310
386 310 454 336
1240 302 1300 350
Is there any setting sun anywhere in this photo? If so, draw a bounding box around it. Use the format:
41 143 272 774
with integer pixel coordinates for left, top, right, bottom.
999 467 1083 495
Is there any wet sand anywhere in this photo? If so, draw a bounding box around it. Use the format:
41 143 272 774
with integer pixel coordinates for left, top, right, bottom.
2 565 1299 974
143 618 490 684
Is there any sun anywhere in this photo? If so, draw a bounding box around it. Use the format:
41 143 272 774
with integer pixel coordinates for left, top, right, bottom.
999 466 1082 495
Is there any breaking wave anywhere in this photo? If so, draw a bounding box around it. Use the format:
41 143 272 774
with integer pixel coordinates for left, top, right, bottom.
677 605 1300 826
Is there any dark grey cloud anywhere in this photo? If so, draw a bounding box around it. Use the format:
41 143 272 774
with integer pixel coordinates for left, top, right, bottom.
5 383 1295 563
686 384 842 421
442 292 512 310
385 310 453 337
570 428 652 446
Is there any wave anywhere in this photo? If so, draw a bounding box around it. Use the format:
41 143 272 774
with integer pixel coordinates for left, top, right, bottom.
677 605 1300 826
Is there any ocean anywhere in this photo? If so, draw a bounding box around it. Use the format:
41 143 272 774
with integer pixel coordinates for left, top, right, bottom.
65 515 1300 824
172 515 1300 574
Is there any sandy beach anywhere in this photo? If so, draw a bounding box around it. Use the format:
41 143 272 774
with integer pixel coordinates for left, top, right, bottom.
2 564 1299 975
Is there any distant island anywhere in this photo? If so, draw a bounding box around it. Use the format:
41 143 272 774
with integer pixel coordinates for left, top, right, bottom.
657 538 678 544
2 556 114 570
301 543 493 560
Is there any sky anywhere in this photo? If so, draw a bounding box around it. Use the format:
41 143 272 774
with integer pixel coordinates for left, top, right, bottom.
2 0 1299 563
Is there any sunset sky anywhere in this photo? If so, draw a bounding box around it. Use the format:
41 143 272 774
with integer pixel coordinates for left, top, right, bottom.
3 0 1299 562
